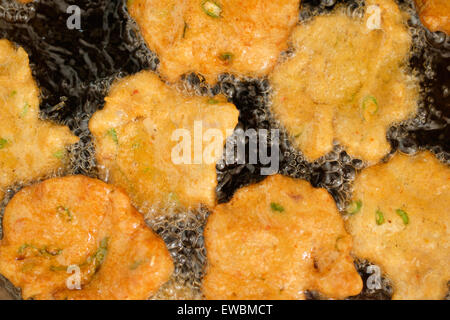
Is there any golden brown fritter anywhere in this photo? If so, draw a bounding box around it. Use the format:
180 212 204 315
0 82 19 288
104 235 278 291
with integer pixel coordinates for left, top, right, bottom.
345 152 450 300
203 174 362 300
415 0 450 34
0 39 79 201
0 176 173 300
269 0 418 164
128 0 300 84
89 71 239 214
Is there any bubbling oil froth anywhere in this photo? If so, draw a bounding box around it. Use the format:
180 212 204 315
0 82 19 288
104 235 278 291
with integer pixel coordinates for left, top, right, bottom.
0 0 448 300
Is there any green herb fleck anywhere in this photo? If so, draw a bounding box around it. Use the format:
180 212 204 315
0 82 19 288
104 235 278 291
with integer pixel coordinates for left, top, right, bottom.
270 202 285 213
18 244 37 255
39 247 62 257
143 167 151 174
10 90 17 97
93 237 109 272
207 98 219 104
50 265 68 272
219 52 234 63
107 128 119 145
20 103 30 118
361 95 378 120
18 244 61 258
396 209 409 225
375 210 385 225
335 235 345 251
202 0 222 18
132 143 140 149
130 260 143 270
0 138 7 149
53 149 65 159
346 200 362 215
57 206 73 222
168 192 179 203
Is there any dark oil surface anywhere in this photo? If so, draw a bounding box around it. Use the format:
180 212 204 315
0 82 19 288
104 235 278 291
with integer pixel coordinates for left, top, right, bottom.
0 0 448 300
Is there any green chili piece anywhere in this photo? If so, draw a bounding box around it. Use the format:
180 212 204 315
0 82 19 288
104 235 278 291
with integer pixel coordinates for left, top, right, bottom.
346 200 362 215
50 265 68 272
375 210 385 225
207 98 219 104
270 202 285 213
107 128 119 145
396 209 409 225
94 237 109 271
130 260 143 270
0 138 7 149
18 244 36 255
202 1 222 18
361 95 378 119
20 102 30 118
168 192 179 203
39 247 62 257
57 206 73 222
53 150 64 159
219 52 234 63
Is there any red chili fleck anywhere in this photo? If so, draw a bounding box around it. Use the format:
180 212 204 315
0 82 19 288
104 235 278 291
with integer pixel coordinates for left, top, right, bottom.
288 193 303 201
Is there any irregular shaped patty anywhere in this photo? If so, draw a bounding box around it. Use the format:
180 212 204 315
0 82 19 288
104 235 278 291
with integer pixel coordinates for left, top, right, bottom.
0 176 173 300
89 71 239 214
345 152 450 300
128 0 300 84
0 39 79 201
269 0 418 164
203 174 362 299
414 0 450 34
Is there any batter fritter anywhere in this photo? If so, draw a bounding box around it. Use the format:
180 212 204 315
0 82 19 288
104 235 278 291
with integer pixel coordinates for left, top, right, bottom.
0 176 173 300
89 71 239 213
269 0 418 164
128 0 300 84
0 39 79 201
345 152 450 300
203 174 362 299
414 0 450 34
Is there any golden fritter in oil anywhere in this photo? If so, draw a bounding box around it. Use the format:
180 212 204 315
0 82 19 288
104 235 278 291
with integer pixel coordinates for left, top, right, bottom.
89 71 239 213
0 39 79 201
203 174 362 300
415 0 450 34
269 0 418 164
128 0 300 84
345 152 450 300
0 176 173 300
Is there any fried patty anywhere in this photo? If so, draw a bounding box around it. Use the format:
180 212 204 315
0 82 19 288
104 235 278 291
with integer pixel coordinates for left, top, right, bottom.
89 71 239 214
269 0 418 164
414 0 450 34
345 152 450 300
128 0 300 84
0 176 173 300
203 174 362 299
0 40 79 201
